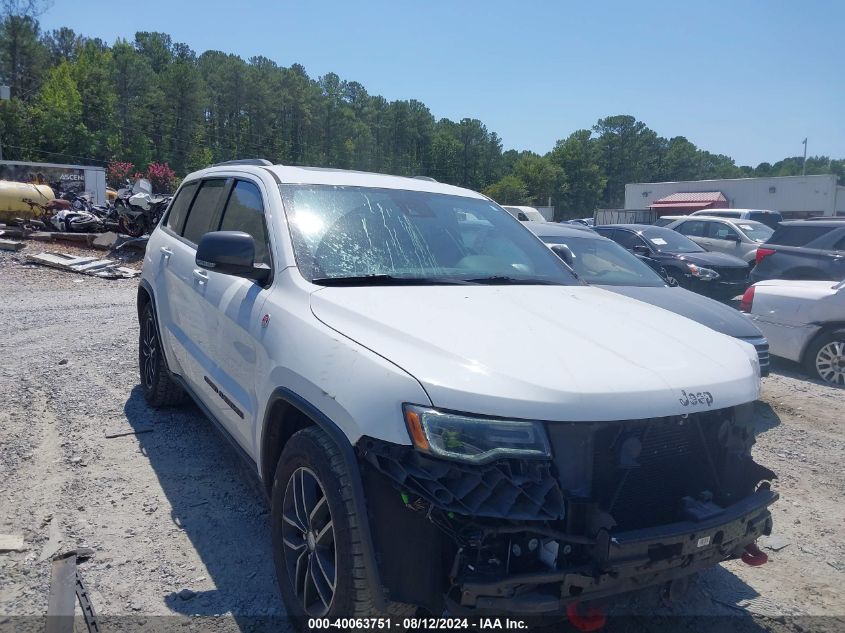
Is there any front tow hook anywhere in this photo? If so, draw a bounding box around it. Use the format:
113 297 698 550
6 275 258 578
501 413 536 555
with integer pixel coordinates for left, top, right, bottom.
565 602 607 632
741 542 769 566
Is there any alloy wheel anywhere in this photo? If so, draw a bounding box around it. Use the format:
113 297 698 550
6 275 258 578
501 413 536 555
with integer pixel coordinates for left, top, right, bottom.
140 314 158 389
815 340 845 386
281 467 337 616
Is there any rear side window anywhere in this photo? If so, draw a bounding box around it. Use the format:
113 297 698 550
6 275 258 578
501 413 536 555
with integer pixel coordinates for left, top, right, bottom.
182 179 228 245
767 225 834 247
613 230 647 250
165 181 198 233
708 222 740 240
676 220 706 237
750 211 782 225
218 181 271 266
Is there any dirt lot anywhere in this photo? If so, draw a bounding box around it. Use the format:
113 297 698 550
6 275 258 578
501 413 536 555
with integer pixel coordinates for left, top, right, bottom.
0 248 843 632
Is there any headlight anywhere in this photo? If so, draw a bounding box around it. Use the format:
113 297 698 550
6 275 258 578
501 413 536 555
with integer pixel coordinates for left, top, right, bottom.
686 263 720 280
403 404 551 464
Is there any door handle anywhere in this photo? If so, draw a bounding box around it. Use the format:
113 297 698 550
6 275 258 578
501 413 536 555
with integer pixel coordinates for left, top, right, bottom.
160 246 173 259
192 268 208 284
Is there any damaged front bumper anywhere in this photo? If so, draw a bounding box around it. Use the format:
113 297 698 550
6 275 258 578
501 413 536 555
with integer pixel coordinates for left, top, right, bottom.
357 405 778 615
458 487 776 614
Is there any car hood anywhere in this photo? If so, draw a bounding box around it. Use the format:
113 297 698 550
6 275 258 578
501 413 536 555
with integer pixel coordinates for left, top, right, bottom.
668 251 749 268
310 285 760 422
597 285 763 338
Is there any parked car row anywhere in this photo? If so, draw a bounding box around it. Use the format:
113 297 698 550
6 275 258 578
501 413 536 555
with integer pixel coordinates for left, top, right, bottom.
653 213 845 284
585 212 844 386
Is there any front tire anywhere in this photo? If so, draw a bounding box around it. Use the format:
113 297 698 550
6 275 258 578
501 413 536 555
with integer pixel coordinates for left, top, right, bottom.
804 329 845 387
138 302 185 407
270 427 414 627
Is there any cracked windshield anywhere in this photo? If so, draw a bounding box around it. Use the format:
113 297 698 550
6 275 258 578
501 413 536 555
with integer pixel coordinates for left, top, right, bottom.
281 185 578 284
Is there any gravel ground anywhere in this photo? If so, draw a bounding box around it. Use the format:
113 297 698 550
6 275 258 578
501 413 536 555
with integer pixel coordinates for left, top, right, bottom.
0 250 843 632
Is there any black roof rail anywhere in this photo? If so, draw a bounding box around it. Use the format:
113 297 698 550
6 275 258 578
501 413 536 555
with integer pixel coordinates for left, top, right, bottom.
212 158 274 167
412 175 437 182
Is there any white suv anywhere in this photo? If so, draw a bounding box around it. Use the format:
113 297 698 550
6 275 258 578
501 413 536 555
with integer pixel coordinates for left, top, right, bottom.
138 160 776 622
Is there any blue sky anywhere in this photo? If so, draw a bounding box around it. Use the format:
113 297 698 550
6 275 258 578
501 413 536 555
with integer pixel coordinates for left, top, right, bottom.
41 0 843 166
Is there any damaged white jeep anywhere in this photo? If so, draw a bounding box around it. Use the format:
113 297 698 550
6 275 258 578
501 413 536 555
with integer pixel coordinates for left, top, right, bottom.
137 160 776 622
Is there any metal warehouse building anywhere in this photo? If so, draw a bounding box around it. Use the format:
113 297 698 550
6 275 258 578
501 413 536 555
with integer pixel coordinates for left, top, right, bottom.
625 175 845 218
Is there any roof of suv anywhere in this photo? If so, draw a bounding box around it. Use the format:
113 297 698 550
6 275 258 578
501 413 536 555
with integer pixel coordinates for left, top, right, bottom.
778 220 845 228
674 215 768 226
691 209 780 215
191 163 487 199
596 224 661 232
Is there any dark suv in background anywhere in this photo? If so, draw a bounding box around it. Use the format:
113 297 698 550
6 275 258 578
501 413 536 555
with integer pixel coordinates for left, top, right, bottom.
751 220 845 283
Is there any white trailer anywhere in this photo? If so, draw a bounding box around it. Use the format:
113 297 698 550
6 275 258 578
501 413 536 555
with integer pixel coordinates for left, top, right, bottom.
0 160 108 205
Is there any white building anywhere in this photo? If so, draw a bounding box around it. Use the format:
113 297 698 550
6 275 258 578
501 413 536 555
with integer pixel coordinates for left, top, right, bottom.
625 175 845 218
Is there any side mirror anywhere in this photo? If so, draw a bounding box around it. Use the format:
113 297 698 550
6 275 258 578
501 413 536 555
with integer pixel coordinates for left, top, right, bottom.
632 244 650 256
550 244 574 267
196 231 271 283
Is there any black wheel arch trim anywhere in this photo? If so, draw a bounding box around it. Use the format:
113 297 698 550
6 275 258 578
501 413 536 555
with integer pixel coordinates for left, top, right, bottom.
261 386 388 611
137 279 174 374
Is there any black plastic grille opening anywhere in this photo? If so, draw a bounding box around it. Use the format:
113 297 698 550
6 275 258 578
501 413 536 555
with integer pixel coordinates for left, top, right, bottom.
590 414 722 531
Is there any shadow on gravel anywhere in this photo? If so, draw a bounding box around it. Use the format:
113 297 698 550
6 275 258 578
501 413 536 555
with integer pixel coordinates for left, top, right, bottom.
753 400 781 435
768 356 824 385
123 385 288 626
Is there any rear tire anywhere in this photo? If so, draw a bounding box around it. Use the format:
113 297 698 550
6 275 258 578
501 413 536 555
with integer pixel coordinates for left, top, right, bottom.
139 302 185 407
803 328 845 387
270 426 415 629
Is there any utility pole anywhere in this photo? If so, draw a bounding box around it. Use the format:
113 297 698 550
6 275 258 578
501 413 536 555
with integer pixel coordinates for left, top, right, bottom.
802 138 808 176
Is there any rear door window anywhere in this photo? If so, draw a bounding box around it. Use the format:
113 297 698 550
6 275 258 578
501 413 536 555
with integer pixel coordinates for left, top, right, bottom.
165 181 198 234
218 180 271 266
767 225 834 247
676 220 706 237
613 230 647 250
182 179 229 245
708 222 740 240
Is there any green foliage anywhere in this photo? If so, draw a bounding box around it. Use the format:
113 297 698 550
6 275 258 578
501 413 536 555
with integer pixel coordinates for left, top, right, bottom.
549 130 605 218
0 12 841 209
484 175 530 205
511 153 565 207
30 61 89 158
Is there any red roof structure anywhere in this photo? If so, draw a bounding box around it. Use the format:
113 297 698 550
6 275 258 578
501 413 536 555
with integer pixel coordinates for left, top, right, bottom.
650 191 728 214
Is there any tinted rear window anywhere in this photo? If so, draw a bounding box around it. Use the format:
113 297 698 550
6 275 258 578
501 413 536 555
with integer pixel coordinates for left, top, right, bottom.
767 225 834 247
750 211 781 222
165 181 198 233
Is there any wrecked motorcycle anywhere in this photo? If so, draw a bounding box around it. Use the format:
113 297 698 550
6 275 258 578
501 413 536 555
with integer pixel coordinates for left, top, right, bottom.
115 178 171 237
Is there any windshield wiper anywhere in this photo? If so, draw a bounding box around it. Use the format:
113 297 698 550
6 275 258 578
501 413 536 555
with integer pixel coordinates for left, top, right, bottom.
311 274 474 286
464 275 563 285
